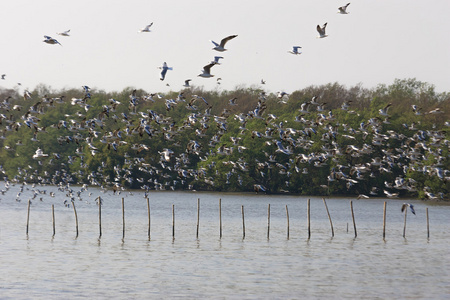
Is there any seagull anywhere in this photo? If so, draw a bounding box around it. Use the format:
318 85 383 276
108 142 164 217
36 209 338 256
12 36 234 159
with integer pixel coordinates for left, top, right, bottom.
211 56 224 65
183 79 192 87
138 22 153 33
401 203 416 215
43 35 62 46
317 23 328 38
57 29 70 36
32 148 49 159
338 3 350 14
159 62 172 81
198 63 215 78
379 103 392 116
288 46 302 55
211 35 238 52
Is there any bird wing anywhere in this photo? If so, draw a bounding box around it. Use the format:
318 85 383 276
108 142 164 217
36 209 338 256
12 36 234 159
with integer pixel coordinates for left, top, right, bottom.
220 35 238 47
203 63 215 73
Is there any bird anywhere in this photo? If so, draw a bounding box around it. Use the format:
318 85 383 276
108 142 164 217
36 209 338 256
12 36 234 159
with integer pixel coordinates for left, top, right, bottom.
32 148 49 159
43 35 62 46
211 35 238 52
338 3 350 14
317 23 328 38
288 46 302 55
211 56 224 65
57 30 70 36
183 79 192 87
198 63 215 78
138 22 153 33
401 203 416 215
1 74 5 80
379 103 392 116
159 62 172 81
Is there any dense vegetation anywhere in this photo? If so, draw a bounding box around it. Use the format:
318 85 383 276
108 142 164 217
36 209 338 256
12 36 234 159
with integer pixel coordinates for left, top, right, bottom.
0 78 448 200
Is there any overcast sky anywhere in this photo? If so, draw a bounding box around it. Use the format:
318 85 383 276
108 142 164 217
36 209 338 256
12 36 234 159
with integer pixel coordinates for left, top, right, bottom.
1 0 449 95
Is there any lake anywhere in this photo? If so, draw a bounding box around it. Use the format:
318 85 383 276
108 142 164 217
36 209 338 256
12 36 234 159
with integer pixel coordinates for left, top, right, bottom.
0 183 449 299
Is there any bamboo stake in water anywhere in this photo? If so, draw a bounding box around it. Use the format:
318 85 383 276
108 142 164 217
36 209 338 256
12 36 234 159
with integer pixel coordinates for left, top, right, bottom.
196 198 200 239
322 198 334 237
122 197 125 240
426 207 430 239
403 206 408 238
286 205 290 240
219 198 222 239
52 204 55 237
267 204 270 240
350 200 357 238
307 199 311 240
147 197 151 240
241 205 245 239
98 197 102 238
26 199 31 236
73 202 79 238
382 201 387 239
172 204 175 239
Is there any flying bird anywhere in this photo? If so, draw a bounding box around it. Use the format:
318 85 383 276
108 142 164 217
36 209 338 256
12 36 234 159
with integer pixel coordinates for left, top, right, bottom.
211 35 238 52
198 63 215 78
183 79 192 87
211 56 224 65
338 3 350 14
1 74 5 80
159 62 173 81
138 22 153 33
316 23 328 38
401 203 416 215
57 30 70 36
43 35 62 46
288 46 302 55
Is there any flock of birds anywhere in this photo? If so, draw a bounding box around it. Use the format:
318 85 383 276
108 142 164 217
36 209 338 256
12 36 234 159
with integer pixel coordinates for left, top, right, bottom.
0 2 448 211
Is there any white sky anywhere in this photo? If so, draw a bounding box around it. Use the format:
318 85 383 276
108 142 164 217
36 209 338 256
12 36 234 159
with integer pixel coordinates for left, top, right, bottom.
1 0 449 94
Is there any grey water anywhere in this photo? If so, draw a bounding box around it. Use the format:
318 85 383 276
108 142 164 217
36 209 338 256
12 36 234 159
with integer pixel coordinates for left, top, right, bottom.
0 184 449 299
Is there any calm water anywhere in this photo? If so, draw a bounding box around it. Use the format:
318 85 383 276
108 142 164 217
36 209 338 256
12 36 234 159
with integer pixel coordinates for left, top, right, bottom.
0 184 449 299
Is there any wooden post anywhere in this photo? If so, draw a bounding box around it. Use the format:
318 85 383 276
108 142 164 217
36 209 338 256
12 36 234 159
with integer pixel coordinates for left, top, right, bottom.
52 204 55 237
219 198 222 239
73 202 79 238
307 199 311 240
322 198 334 237
267 204 270 240
382 201 387 239
241 205 245 239
98 197 102 238
286 205 290 240
172 204 175 239
426 207 430 239
122 197 125 240
403 205 407 238
26 199 31 236
350 200 357 238
196 198 200 239
147 197 151 240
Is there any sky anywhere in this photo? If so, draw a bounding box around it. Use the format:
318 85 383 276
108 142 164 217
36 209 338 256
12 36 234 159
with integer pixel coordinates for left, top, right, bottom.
1 0 449 95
